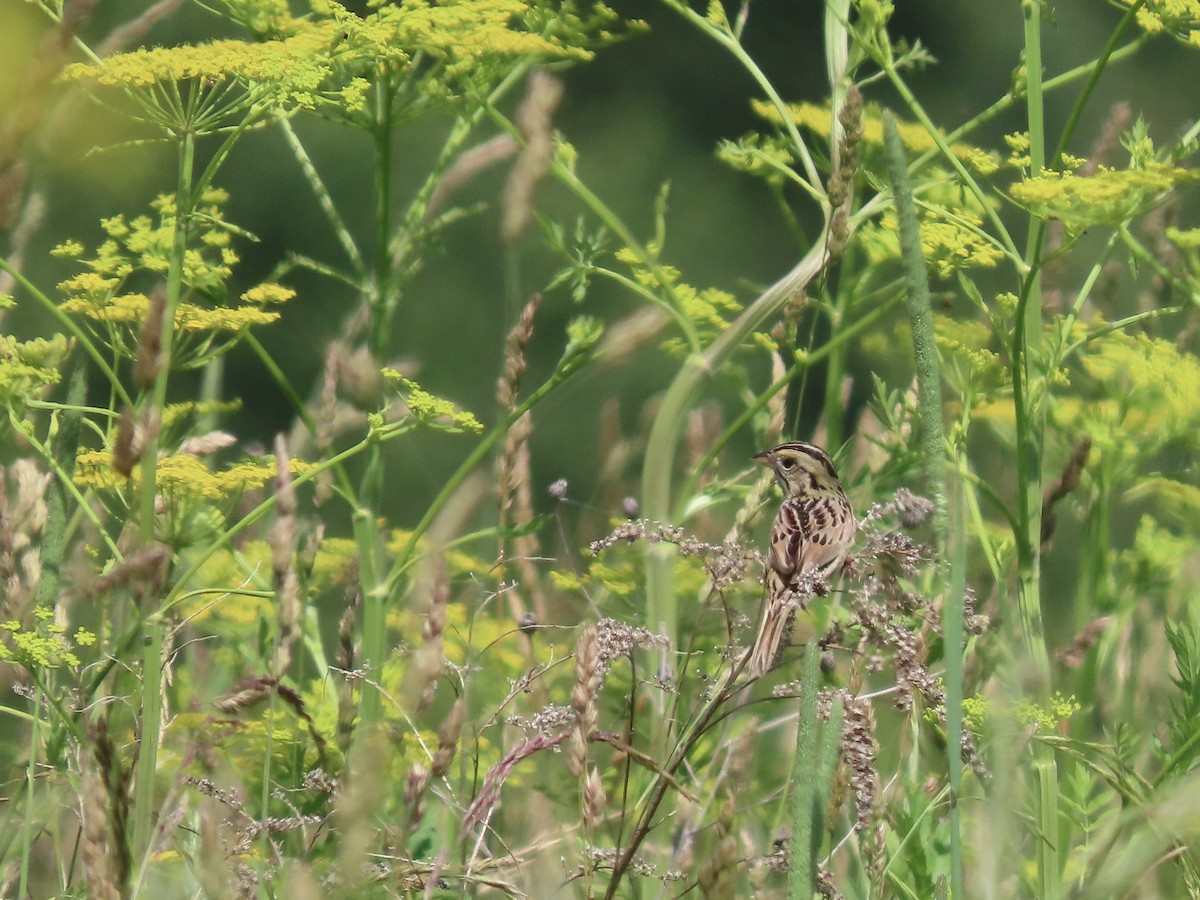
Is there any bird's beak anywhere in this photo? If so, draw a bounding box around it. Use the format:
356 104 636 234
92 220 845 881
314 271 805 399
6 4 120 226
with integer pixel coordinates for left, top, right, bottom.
752 449 774 467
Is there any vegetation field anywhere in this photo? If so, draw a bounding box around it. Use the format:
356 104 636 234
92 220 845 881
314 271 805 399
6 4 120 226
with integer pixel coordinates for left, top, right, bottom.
1 0 1199 896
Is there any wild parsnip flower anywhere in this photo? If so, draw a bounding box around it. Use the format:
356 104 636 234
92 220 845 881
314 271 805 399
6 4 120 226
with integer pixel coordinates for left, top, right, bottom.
56 193 294 369
753 99 1000 176
1120 0 1200 44
60 24 358 130
73 448 312 502
614 248 744 352
382 370 483 432
0 608 83 669
0 334 68 407
60 0 612 136
933 314 1006 389
859 175 1006 277
1059 332 1200 464
1012 164 1198 228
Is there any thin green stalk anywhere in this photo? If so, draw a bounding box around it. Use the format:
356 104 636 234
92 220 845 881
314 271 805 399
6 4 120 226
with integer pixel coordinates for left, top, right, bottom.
662 0 822 188
18 684 40 900
1013 8 1050 684
131 622 165 882
1050 0 1146 168
130 128 194 876
358 72 398 728
1017 6 1059 899
139 130 195 541
884 109 958 897
787 644 825 898
277 117 366 276
882 111 947 538
945 468 968 897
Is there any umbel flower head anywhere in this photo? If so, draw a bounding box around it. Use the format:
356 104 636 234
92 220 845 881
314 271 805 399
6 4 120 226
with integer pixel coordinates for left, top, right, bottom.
54 190 294 370
59 0 611 135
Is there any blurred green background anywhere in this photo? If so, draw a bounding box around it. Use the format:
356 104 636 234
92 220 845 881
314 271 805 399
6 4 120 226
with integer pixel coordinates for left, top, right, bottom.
2 0 1195 530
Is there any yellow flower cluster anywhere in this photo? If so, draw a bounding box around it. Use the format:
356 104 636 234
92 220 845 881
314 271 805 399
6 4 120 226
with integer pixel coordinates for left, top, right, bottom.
382 370 484 432
55 192 294 366
861 205 1004 279
755 99 1000 175
1009 163 1200 232
614 248 744 353
933 314 1005 386
61 28 348 114
60 0 604 131
1015 692 1082 732
0 334 70 407
0 608 92 670
74 449 314 501
1121 0 1200 45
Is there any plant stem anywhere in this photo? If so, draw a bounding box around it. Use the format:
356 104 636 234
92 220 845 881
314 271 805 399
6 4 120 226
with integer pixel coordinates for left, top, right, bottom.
884 109 957 897
787 643 823 897
130 127 194 875
1017 5 1059 898
358 73 397 728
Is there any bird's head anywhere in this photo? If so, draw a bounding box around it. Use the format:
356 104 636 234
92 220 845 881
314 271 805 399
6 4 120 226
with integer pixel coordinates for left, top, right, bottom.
753 441 845 498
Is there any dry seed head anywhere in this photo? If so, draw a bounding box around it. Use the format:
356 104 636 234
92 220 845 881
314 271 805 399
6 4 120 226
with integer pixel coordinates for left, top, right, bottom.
92 721 132 890
502 71 563 243
334 732 388 888
134 287 166 389
411 559 449 713
1 461 51 612
698 797 738 898
79 750 120 900
838 85 864 168
892 487 935 528
1041 435 1092 549
842 697 882 836
1081 101 1132 177
178 430 237 457
569 623 600 778
404 764 430 832
75 543 170 601
112 407 138 478
271 434 300 675
430 699 465 779
339 345 383 410
582 766 606 832
462 731 568 836
426 133 517 222
215 676 276 714
497 293 541 412
315 343 341 454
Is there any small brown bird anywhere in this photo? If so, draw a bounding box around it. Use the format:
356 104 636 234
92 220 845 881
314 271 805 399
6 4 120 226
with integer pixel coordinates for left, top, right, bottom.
749 442 856 676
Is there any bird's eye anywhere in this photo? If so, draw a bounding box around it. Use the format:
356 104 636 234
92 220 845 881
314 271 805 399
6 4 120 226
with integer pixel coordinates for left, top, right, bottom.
779 457 796 470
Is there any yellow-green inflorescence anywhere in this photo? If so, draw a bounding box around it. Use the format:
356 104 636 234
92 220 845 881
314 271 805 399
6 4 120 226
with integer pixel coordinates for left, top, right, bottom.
55 190 294 370
0 606 95 670
59 1 618 132
1120 0 1200 45
74 450 313 501
0 333 70 409
754 99 1000 176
